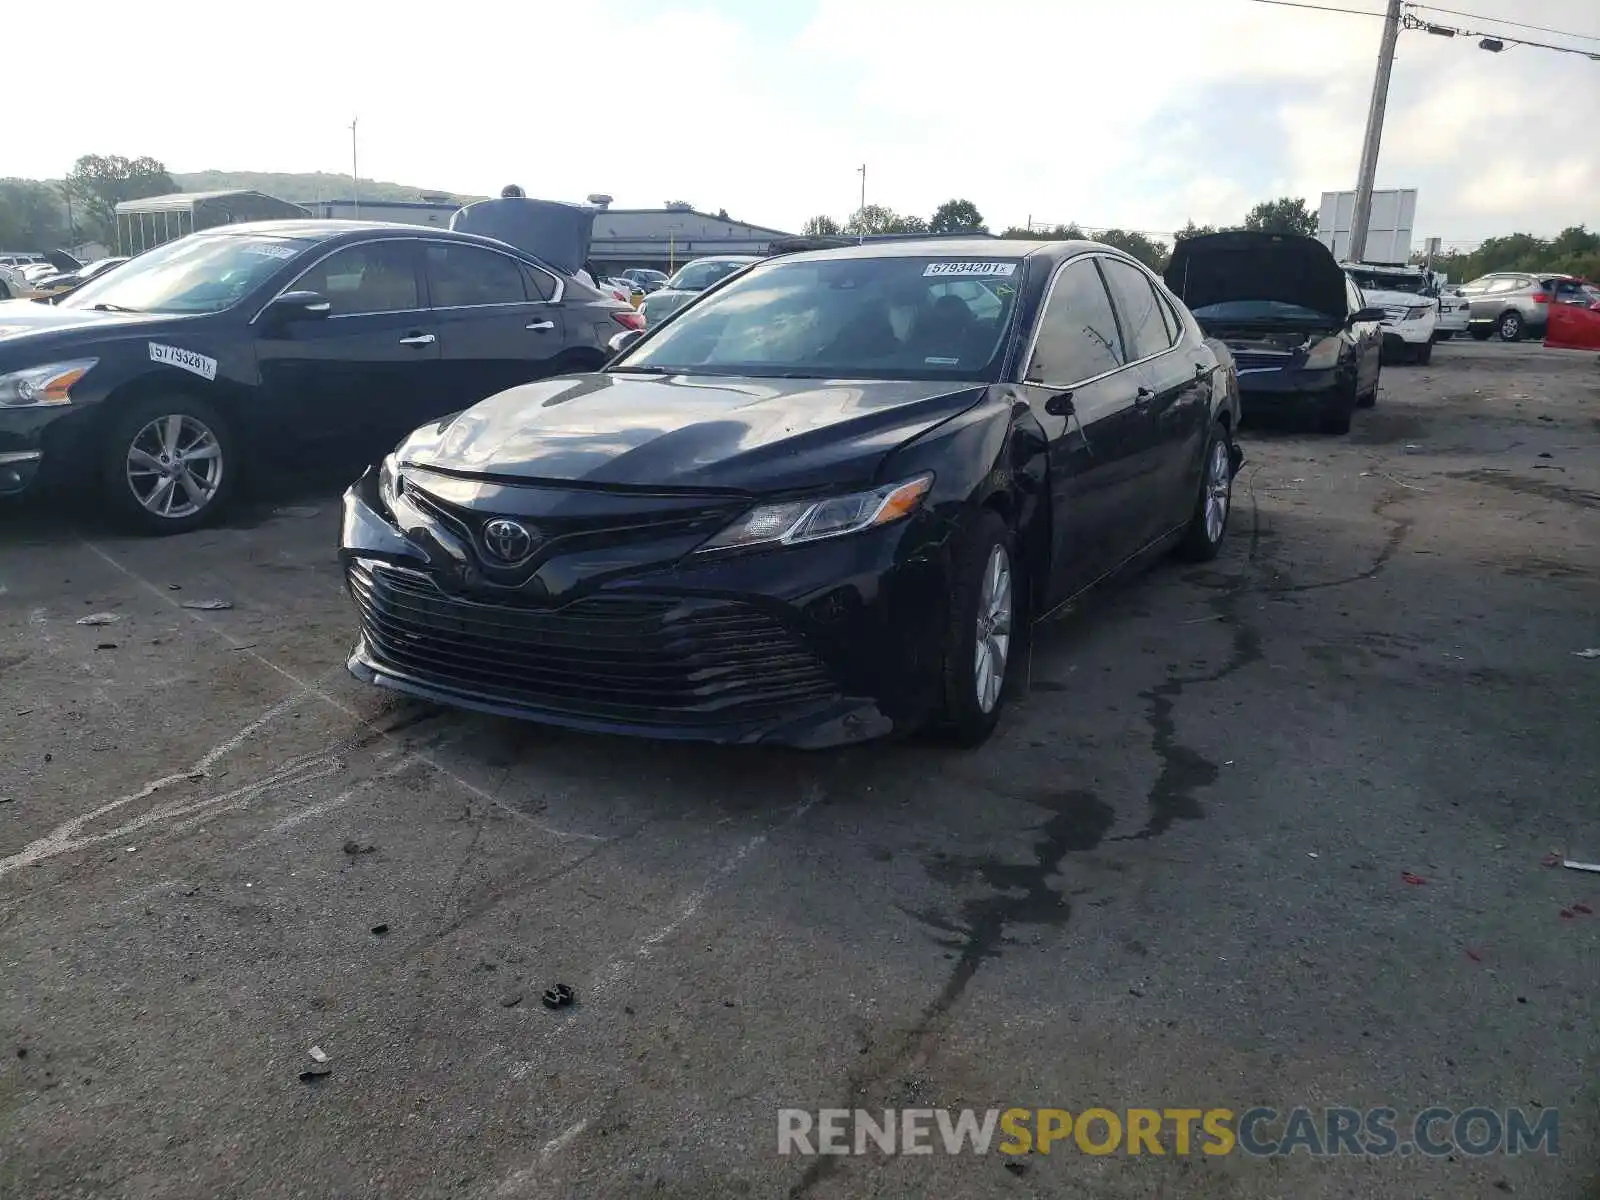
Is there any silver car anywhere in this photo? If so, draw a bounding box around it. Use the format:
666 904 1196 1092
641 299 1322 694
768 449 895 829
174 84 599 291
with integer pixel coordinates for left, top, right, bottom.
1461 272 1584 342
640 256 760 326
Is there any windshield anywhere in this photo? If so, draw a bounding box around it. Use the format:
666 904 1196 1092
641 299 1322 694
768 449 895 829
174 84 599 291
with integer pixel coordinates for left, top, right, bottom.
614 256 1022 381
1190 299 1333 322
667 260 748 292
1347 270 1425 294
61 234 312 314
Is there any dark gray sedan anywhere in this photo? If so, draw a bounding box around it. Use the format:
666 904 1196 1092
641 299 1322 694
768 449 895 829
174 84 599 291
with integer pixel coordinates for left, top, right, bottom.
640 256 760 325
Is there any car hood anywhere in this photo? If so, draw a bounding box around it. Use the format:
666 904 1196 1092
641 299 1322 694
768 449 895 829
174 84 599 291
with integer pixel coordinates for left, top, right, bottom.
1164 231 1348 322
0 300 205 360
1358 287 1427 308
399 372 988 493
448 197 593 275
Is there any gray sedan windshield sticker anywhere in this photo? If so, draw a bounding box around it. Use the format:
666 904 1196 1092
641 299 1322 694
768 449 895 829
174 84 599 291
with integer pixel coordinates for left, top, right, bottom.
148 343 218 381
923 262 1017 278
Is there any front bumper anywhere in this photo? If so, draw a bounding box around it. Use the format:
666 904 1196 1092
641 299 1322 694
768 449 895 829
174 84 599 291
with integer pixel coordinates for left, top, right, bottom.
1382 318 1434 346
1233 367 1344 416
338 473 951 748
0 404 84 496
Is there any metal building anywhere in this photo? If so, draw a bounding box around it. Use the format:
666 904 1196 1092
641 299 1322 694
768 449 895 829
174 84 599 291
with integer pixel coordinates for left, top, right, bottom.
113 190 311 253
587 204 793 274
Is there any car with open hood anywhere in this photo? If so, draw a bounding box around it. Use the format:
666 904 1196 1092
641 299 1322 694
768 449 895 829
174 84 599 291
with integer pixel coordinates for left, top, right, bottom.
339 238 1243 749
1165 231 1384 435
0 220 636 531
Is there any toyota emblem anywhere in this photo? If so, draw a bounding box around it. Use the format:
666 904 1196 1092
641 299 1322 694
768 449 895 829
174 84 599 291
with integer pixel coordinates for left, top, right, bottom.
482 518 537 564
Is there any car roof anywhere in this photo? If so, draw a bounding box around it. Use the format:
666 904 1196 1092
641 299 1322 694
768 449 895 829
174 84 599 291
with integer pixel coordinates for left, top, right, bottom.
770 237 1093 265
191 219 564 265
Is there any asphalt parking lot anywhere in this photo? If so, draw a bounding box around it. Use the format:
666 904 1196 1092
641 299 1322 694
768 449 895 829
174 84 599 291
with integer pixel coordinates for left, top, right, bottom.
2 340 1597 1199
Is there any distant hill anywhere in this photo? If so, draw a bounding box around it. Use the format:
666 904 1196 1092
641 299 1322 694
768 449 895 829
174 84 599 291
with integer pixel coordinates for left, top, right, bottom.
173 171 487 206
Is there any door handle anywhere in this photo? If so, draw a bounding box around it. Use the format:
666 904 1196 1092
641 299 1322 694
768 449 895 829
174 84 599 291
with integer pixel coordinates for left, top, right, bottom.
398 333 436 346
525 320 556 332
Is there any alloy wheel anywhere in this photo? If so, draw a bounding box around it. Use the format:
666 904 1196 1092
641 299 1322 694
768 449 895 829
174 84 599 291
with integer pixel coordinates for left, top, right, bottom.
1204 438 1232 544
973 543 1013 714
125 414 224 519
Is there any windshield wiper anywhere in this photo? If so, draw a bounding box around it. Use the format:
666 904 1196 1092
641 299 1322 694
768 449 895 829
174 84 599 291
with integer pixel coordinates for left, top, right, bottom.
608 364 675 374
90 302 142 313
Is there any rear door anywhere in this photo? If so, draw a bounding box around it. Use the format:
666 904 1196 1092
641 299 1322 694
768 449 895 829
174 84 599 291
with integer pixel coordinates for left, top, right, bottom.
1545 281 1600 350
1098 257 1210 542
1018 255 1148 604
254 238 441 443
422 241 570 406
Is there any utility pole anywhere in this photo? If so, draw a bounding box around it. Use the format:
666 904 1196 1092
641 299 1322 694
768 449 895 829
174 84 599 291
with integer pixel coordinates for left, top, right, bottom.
1348 0 1402 263
857 164 866 243
350 117 360 219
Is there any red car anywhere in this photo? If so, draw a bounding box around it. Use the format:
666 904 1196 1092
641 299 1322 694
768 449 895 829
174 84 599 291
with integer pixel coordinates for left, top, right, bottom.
1544 279 1600 351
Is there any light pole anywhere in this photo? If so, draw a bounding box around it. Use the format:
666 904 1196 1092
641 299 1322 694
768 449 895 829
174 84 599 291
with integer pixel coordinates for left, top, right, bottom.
1348 0 1402 264
857 164 866 243
350 117 360 219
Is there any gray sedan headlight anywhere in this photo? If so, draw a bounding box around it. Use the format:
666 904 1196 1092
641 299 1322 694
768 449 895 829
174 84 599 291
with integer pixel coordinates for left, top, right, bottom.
378 453 404 514
698 474 933 553
0 358 97 407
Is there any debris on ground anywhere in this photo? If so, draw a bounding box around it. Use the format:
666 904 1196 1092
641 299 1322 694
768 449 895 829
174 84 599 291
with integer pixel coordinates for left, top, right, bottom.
167 584 181 591
180 599 233 611
1573 649 1600 659
542 984 576 1010
500 992 523 1008
1542 852 1563 867
1573 903 1594 914
1464 948 1483 963
1564 860 1600 874
341 840 376 856
0 797 13 805
274 506 321 519
298 1063 332 1083
307 1046 328 1063
370 924 389 936
75 613 120 626
1401 872 1428 886
95 643 117 651
1560 909 1575 920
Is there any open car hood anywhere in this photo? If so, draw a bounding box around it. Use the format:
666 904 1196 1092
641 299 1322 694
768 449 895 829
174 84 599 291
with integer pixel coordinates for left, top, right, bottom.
1165 231 1347 322
449 198 594 276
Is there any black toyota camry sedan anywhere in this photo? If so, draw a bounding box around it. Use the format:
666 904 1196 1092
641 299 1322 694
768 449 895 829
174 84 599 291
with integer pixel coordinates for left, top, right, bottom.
0 221 636 531
340 239 1243 748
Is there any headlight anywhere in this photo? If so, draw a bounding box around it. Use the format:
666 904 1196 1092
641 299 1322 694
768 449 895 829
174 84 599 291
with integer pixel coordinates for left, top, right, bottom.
698 473 934 554
1405 305 1432 321
0 358 97 407
1303 337 1342 370
378 452 403 514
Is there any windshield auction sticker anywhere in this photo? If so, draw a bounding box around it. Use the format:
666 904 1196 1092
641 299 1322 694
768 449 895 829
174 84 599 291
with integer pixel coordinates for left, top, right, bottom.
148 343 218 382
923 262 1017 277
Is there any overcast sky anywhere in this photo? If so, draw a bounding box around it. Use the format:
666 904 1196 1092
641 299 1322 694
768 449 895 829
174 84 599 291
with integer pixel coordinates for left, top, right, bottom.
9 0 1597 247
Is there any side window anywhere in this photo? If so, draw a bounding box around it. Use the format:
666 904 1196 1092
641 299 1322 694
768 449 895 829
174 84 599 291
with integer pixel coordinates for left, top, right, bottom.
290 242 418 316
520 263 557 302
1346 278 1364 313
425 243 530 308
1099 259 1171 360
1156 288 1181 344
1026 258 1126 385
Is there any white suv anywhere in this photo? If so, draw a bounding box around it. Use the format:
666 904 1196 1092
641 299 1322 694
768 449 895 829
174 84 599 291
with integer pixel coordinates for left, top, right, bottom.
1344 264 1438 364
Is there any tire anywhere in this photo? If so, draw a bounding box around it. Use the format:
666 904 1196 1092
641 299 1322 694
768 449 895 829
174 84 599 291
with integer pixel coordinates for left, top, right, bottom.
1498 310 1524 342
99 393 238 535
933 510 1017 747
1176 420 1235 563
1469 326 1492 341
1413 342 1432 365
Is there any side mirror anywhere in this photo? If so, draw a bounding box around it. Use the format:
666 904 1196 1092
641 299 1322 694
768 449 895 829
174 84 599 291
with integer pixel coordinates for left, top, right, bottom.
264 290 332 326
1349 306 1386 326
607 329 644 355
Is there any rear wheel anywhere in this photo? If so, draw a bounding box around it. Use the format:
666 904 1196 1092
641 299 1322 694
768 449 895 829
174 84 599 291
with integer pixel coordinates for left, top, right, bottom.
99 394 238 535
1176 420 1235 562
1498 310 1524 342
934 510 1016 747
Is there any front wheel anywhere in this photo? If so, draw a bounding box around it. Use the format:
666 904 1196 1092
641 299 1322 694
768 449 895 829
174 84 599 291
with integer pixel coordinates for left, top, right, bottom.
1176 421 1235 562
99 394 238 535
1498 311 1524 342
934 510 1017 747
1413 342 1433 365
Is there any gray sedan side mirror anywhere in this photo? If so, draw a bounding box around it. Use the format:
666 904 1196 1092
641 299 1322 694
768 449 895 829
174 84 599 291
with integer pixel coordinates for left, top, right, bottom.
607 329 644 355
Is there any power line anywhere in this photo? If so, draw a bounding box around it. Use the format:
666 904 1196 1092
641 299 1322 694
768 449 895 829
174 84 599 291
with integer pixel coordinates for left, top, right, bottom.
1406 4 1600 44
1249 0 1386 16
1402 12 1600 58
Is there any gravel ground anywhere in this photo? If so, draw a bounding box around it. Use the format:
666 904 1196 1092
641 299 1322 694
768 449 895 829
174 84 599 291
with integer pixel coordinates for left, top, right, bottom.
1 340 1596 1199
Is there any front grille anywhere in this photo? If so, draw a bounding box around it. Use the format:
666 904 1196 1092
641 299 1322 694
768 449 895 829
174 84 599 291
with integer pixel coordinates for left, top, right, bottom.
1231 350 1291 372
348 562 838 727
1383 305 1411 321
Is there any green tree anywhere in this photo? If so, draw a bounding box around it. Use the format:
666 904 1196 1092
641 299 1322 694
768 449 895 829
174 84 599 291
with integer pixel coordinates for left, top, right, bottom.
1092 228 1169 271
802 214 842 237
1174 220 1219 241
929 199 985 234
1430 226 1600 288
999 223 1084 241
843 205 926 236
65 154 177 243
0 180 69 250
1242 197 1318 237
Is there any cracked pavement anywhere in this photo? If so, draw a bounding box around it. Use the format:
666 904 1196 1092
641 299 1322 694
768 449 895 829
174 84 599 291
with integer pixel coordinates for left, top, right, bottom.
1 342 1597 1198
